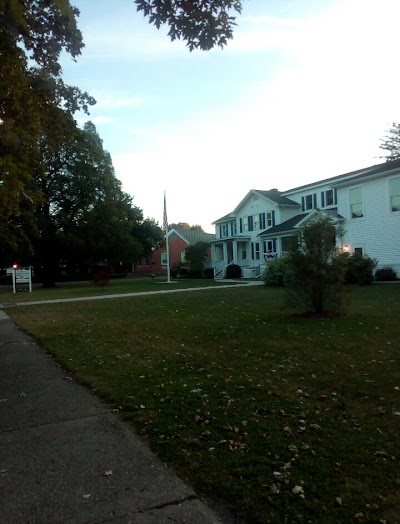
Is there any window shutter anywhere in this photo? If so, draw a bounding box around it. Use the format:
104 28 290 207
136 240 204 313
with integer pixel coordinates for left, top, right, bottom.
334 188 338 205
321 192 325 207
313 193 317 209
240 218 243 233
301 196 305 212
219 225 222 238
260 213 265 229
272 210 275 226
263 241 266 253
248 215 253 231
251 243 254 259
273 239 277 253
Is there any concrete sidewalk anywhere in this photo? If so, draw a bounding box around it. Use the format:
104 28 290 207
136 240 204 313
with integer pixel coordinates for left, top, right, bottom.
0 311 224 523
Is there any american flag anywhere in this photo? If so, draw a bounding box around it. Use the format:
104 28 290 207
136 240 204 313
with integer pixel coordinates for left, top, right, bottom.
163 192 168 231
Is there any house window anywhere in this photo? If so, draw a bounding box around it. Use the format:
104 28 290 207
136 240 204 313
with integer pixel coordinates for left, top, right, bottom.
389 176 400 212
264 240 273 253
281 236 293 253
254 242 260 260
242 217 249 232
180 251 186 262
221 224 228 237
231 222 237 235
253 214 260 230
266 211 275 227
354 247 363 255
349 187 363 218
301 194 317 211
321 189 337 207
242 247 247 259
160 252 167 265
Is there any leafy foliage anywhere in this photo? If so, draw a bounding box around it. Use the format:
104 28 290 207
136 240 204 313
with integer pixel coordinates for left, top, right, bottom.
0 0 95 256
184 241 209 276
345 253 377 285
135 0 242 51
226 263 242 279
379 122 400 160
169 222 204 232
286 214 347 314
262 257 294 287
375 266 398 281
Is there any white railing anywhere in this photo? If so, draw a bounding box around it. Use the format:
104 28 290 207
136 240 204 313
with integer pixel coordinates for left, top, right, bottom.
213 261 226 279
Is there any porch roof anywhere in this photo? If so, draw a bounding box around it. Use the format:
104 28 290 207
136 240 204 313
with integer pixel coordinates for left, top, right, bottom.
210 235 251 243
258 214 309 238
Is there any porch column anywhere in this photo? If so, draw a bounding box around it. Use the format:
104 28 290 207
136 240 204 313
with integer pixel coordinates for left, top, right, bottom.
223 242 228 263
233 239 238 264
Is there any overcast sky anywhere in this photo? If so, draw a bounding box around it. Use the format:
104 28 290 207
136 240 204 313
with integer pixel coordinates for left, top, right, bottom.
62 0 400 232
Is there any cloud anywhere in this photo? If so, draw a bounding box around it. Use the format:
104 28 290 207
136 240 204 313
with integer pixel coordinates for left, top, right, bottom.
91 92 157 110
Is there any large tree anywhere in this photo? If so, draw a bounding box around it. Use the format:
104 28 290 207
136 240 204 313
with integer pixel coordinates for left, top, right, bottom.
33 121 142 284
0 1 94 257
380 123 400 161
135 0 242 50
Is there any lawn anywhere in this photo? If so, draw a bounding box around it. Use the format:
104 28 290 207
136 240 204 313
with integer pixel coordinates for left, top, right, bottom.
0 276 238 305
6 284 400 523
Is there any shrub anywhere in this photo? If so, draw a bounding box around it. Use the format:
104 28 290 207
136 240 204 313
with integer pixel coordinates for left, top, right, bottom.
202 268 214 279
262 257 293 287
375 266 398 281
345 253 377 285
93 268 110 290
226 263 242 279
286 214 347 314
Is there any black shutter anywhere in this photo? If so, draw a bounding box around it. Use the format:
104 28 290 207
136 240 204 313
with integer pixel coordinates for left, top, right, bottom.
334 188 338 205
240 218 243 233
273 239 277 253
251 243 254 259
313 193 317 209
321 192 325 207
248 215 253 231
301 196 305 212
272 210 276 226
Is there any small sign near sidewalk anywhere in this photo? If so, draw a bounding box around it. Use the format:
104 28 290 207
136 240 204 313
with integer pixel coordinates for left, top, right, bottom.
12 267 32 294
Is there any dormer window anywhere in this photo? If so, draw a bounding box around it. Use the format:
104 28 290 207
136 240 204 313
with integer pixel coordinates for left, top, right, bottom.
321 189 337 207
301 194 317 211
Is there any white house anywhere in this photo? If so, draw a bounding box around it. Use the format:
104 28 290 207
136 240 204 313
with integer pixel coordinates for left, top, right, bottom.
211 160 400 278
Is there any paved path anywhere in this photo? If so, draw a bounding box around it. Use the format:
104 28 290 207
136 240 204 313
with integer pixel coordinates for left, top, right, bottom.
0 280 263 309
0 310 227 523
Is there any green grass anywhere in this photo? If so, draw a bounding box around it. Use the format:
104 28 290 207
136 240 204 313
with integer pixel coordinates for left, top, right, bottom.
0 276 238 304
6 284 400 523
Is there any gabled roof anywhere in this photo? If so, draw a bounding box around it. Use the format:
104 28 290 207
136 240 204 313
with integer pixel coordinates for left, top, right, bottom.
258 214 309 237
252 190 299 206
168 228 215 244
283 159 400 194
212 190 298 224
212 212 234 224
258 209 344 238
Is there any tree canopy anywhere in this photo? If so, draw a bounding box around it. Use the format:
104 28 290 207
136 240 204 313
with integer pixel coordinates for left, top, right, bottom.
168 222 205 232
380 123 400 161
135 0 242 51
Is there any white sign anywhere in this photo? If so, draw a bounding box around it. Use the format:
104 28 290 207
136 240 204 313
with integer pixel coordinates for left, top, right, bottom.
12 267 32 294
15 269 30 283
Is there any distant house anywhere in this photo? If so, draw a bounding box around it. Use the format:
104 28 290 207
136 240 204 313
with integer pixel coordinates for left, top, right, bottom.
211 160 400 278
149 228 216 274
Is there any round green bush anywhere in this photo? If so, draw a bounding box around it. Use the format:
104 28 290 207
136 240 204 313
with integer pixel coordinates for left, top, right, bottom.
375 266 398 281
226 263 242 279
262 257 293 287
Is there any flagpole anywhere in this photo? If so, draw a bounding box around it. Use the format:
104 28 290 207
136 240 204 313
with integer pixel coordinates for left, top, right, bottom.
164 191 171 283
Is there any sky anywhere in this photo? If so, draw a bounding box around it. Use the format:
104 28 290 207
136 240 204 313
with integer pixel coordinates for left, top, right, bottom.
62 0 400 233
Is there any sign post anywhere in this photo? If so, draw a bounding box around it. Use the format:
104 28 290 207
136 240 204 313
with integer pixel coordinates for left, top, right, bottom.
12 267 32 294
